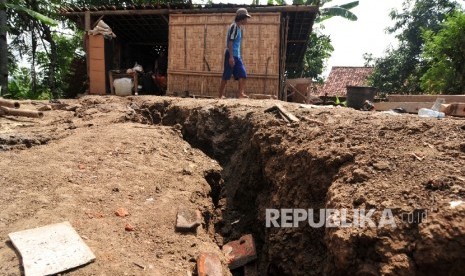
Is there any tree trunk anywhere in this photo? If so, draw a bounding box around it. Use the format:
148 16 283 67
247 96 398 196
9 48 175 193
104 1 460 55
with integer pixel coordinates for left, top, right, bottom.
0 0 8 96
41 23 57 99
29 0 37 97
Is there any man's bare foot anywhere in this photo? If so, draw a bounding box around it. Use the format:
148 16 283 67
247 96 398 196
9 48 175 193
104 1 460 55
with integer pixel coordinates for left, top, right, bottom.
239 93 248 99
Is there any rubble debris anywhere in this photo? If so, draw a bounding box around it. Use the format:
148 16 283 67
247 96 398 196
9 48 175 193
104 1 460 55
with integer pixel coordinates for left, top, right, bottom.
133 261 146 270
125 223 135 231
410 152 425 161
176 208 202 232
115 207 129 217
37 105 52 111
8 221 95 276
196 252 222 276
450 200 464 209
361 100 375 111
222 234 257 270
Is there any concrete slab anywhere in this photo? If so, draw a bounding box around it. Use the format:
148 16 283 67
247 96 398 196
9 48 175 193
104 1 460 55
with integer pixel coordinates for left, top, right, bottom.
8 221 96 276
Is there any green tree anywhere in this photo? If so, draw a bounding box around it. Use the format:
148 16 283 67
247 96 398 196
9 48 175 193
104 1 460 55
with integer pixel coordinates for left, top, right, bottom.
287 0 358 80
421 11 465 93
369 0 459 94
287 29 333 81
0 1 57 97
0 0 6 96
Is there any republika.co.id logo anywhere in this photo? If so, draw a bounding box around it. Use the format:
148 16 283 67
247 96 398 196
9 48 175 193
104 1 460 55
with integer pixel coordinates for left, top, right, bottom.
265 208 428 228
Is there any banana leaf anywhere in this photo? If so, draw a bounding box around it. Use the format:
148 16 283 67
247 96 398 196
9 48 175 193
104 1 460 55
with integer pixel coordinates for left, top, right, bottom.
2 3 58 26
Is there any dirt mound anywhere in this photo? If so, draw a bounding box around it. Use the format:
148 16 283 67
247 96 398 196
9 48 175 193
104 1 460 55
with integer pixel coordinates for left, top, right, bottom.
1 96 465 275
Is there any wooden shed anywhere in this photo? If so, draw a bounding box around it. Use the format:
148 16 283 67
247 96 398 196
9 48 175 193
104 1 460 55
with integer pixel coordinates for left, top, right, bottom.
60 4 318 99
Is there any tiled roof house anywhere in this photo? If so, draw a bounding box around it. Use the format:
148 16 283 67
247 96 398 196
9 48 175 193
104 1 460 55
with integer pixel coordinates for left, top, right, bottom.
320 66 374 97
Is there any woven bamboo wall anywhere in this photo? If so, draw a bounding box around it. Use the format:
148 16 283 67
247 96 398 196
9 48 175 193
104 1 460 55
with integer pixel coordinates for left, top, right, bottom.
168 13 280 98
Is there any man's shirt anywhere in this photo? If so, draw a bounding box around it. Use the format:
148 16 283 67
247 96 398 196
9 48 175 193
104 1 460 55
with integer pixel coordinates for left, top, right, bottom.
226 22 242 58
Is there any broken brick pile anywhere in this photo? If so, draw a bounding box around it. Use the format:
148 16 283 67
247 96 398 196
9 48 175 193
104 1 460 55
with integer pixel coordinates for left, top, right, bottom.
175 207 258 275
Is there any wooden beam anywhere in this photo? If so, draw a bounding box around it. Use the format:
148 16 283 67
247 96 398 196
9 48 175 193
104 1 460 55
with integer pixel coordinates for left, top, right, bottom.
168 70 279 79
61 6 317 16
387 94 465 103
265 103 300 122
441 103 465 117
64 9 170 16
249 93 275 99
161 14 169 24
374 102 434 113
84 11 91 31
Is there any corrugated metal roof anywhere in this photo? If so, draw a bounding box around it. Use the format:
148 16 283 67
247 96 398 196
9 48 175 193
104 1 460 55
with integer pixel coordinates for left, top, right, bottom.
320 66 374 97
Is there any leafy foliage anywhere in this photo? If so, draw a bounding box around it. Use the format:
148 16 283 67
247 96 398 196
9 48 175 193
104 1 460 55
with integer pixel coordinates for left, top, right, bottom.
421 11 465 93
6 67 49 99
285 0 358 80
287 30 333 81
316 1 358 23
369 0 459 94
1 3 57 26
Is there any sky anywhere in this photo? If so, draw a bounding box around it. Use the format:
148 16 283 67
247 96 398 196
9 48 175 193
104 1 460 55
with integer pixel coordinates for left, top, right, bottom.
320 0 404 76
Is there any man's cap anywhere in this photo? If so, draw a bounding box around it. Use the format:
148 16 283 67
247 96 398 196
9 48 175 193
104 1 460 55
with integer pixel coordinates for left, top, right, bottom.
236 8 251 18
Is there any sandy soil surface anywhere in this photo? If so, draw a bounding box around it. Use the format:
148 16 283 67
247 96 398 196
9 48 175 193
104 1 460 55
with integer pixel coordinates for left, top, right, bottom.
0 96 464 275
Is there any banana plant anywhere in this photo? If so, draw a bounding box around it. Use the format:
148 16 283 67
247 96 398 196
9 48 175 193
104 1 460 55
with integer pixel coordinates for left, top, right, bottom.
316 0 359 22
0 3 57 26
0 2 57 96
288 0 359 79
294 0 359 22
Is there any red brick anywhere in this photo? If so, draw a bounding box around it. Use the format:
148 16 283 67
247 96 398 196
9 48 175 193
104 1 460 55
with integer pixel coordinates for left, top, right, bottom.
222 234 257 269
197 252 222 276
115 207 129 217
125 223 135 231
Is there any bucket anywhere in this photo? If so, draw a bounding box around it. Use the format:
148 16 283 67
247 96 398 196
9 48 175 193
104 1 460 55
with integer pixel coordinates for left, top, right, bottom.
114 78 133 96
346 86 376 109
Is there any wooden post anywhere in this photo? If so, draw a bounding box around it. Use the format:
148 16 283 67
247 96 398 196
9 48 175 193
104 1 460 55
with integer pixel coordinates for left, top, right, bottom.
281 16 289 101
84 11 91 31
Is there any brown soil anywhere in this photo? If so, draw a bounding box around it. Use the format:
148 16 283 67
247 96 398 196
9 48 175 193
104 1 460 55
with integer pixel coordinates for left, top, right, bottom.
1 96 465 275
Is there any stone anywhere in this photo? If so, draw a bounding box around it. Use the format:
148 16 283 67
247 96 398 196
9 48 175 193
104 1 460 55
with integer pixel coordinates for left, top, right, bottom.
125 223 135 231
115 207 129 217
176 208 202 232
37 105 52 111
222 234 257 269
197 252 222 276
352 169 369 183
372 161 390 171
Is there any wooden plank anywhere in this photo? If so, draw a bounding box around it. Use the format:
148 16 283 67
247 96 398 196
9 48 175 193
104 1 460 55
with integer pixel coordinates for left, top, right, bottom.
374 102 433 113
249 93 275 99
265 103 300 122
168 71 279 78
89 70 106 94
88 35 104 48
441 103 465 117
387 95 465 103
84 11 91 31
88 48 104 60
62 6 317 16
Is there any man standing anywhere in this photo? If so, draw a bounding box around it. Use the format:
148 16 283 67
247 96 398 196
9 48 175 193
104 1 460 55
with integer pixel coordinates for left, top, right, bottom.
219 8 251 99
